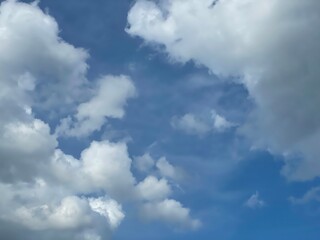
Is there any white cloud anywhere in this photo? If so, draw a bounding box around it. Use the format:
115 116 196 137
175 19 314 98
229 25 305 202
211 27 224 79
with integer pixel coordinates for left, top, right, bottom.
156 157 177 180
134 153 182 181
81 141 136 199
57 75 137 137
51 141 136 201
0 140 131 238
0 119 57 182
212 110 234 132
141 199 201 230
0 180 124 238
171 111 233 135
12 196 92 231
134 153 155 173
0 1 128 239
0 0 200 238
171 113 210 135
0 0 88 112
136 176 172 201
89 197 125 229
127 0 320 181
289 187 320 205
245 192 265 209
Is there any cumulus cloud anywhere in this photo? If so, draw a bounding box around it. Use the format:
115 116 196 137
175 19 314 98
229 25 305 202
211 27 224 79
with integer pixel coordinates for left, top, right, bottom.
89 197 125 229
134 153 155 173
136 176 172 201
141 199 201 230
134 153 183 181
12 196 92 231
0 1 200 238
156 157 178 180
0 178 124 239
245 192 265 209
0 118 57 182
51 141 136 200
127 0 320 181
57 75 137 137
0 0 88 112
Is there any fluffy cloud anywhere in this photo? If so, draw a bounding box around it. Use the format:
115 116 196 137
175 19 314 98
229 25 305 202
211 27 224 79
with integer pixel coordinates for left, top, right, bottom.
141 199 201 230
0 1 126 239
136 176 172 201
156 157 178 180
0 0 200 238
245 192 265 209
0 118 57 182
0 179 124 239
127 0 320 181
51 141 136 200
89 197 125 229
0 0 88 112
134 153 182 181
134 153 155 173
57 75 137 137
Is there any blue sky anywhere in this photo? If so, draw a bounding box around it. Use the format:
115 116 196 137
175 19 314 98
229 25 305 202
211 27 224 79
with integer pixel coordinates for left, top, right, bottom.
0 0 320 239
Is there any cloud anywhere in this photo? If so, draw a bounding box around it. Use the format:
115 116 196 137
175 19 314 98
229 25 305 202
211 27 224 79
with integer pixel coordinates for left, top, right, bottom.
171 112 233 135
57 75 137 137
156 157 178 180
289 187 320 205
245 192 265 209
211 110 234 132
134 153 155 173
127 0 320 181
0 118 57 182
89 197 125 229
141 199 201 230
0 0 200 238
0 179 123 239
134 153 183 181
12 196 92 231
0 0 88 112
135 176 172 201
171 113 211 135
51 141 136 201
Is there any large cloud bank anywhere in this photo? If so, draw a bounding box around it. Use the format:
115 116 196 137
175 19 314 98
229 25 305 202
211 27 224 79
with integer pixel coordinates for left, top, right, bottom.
127 0 320 181
0 1 199 239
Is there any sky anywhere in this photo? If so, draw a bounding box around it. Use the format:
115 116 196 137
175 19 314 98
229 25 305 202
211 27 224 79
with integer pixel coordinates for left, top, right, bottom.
0 0 320 239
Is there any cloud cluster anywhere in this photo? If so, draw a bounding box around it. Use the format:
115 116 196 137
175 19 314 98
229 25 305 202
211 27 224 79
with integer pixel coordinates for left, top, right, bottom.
127 0 320 181
134 153 184 181
0 1 199 239
133 153 200 228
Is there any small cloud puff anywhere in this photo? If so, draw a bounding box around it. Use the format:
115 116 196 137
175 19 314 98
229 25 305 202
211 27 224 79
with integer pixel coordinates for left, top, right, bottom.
245 191 265 209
